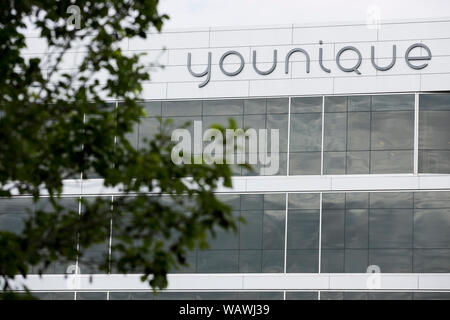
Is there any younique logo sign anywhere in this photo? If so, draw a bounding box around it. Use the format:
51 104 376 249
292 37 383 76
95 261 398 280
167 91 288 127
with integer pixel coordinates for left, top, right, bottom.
187 42 432 87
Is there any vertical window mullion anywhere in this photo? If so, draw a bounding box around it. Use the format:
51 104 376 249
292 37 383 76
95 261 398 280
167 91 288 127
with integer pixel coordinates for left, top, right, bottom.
414 93 419 174
287 97 291 175
321 97 325 175
318 192 323 273
283 193 288 273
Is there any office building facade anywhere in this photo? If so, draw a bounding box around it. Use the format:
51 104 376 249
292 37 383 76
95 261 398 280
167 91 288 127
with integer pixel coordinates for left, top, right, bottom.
3 17 450 299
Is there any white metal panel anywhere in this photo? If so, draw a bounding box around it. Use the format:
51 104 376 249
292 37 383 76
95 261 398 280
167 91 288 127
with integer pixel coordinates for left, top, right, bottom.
293 25 377 44
23 37 48 55
419 274 450 290
419 175 450 189
421 73 450 91
129 31 210 51
333 74 421 94
169 47 251 66
141 82 167 99
69 175 450 196
330 175 420 191
11 273 450 291
378 21 450 41
249 77 334 97
210 28 292 47
166 80 250 99
421 38 450 57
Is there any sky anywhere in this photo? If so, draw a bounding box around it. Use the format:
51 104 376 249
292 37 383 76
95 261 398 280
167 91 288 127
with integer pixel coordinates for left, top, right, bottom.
158 0 450 29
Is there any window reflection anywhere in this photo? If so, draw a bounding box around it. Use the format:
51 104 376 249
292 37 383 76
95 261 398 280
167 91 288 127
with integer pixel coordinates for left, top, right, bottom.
419 93 450 173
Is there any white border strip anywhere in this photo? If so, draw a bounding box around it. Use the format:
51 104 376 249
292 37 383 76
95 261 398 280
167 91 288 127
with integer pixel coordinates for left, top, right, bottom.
57 174 450 196
414 92 420 174
9 273 450 292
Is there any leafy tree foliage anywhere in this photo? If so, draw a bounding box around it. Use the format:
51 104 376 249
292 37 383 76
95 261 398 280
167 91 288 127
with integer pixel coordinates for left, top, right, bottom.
0 0 244 294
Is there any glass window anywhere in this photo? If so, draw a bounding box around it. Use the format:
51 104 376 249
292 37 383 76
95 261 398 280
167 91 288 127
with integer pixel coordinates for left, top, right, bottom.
323 193 345 209
241 194 263 210
290 113 322 152
217 194 241 211
348 96 370 112
262 250 284 272
202 115 242 129
347 112 370 150
321 249 344 272
243 114 265 130
244 99 266 114
316 192 450 273
320 292 344 300
289 152 321 175
344 249 368 273
267 98 288 114
171 250 197 273
155 292 196 300
162 100 202 117
138 117 160 149
369 209 413 249
141 101 161 117
289 99 322 175
371 112 414 150
291 97 322 113
0 198 33 234
414 191 450 209
139 98 289 177
325 96 347 113
236 292 283 300
124 122 139 149
345 209 369 248
267 113 288 153
369 249 413 272
324 112 347 151
323 152 346 174
262 210 285 250
370 150 414 173
264 194 285 210
414 292 450 300
419 150 450 173
197 250 239 273
203 99 243 116
208 226 239 250
346 151 370 174
288 193 320 210
238 250 262 273
286 249 318 273
419 94 450 173
322 210 345 249
369 292 413 300
31 197 79 275
372 94 414 111
414 209 450 248
79 197 111 274
414 249 450 272
323 94 415 174
33 292 75 300
109 292 155 300
286 292 318 300
239 210 263 249
287 210 319 249
346 193 369 209
370 192 413 208
76 292 107 300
